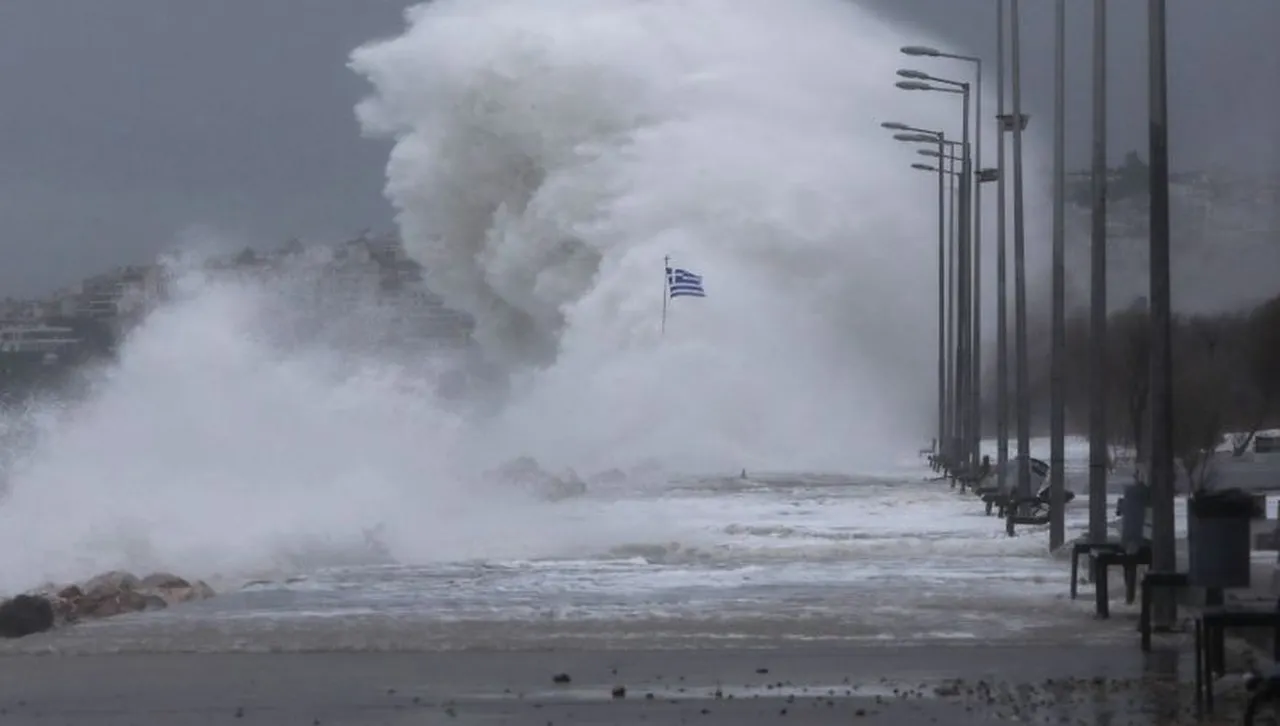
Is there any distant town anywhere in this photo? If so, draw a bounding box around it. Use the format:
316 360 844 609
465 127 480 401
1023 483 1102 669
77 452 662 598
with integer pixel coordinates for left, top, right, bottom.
2 160 1276 405
0 234 475 402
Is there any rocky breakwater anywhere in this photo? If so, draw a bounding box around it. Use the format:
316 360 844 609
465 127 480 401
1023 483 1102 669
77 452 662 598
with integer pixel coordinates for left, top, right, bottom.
0 570 216 639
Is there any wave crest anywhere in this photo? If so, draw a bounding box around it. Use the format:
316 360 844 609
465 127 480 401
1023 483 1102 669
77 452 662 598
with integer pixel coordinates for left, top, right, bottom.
351 0 968 472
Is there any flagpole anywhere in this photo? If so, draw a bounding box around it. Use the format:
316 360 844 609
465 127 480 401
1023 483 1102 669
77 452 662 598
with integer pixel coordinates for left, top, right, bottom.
661 255 670 335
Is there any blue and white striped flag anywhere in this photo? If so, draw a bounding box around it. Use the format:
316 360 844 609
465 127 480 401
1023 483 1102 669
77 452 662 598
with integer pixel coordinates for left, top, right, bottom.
666 266 706 299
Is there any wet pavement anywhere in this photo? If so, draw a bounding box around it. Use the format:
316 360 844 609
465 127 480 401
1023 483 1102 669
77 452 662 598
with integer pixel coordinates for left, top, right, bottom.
0 642 1263 725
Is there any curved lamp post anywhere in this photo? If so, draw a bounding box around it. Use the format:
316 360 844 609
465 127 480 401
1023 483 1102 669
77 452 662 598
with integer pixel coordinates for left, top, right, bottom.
900 47 987 481
885 122 953 465
895 76 977 477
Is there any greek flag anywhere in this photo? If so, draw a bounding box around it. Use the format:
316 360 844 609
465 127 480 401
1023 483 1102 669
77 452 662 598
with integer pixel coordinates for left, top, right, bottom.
666 267 706 299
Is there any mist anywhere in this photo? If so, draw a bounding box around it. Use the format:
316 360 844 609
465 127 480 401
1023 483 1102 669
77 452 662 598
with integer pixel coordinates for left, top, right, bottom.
0 0 1053 592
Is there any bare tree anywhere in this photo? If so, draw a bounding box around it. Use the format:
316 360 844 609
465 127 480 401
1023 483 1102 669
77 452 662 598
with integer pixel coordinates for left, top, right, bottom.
1108 300 1152 482
1171 315 1231 494
1026 293 1279 473
1062 309 1092 436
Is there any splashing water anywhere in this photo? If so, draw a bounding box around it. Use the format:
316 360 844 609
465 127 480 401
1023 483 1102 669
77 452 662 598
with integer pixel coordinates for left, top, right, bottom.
0 0 1044 592
349 0 997 474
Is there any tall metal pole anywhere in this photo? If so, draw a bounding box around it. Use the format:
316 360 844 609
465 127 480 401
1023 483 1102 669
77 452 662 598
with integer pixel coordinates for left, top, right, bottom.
1048 0 1067 550
661 255 670 335
1147 0 1177 627
948 148 959 473
1009 0 1032 502
955 140 969 477
897 53 983 475
958 90 973 480
1087 0 1110 546
994 0 1009 498
937 135 948 456
970 67 984 473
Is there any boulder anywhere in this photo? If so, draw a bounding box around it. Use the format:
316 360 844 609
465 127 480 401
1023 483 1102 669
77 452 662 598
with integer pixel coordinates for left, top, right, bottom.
0 594 55 638
140 572 190 590
152 579 215 606
135 572 214 606
81 570 141 598
51 570 216 623
75 587 164 619
0 570 218 636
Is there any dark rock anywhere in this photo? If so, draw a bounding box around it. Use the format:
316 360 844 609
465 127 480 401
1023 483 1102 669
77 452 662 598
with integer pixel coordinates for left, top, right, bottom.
141 594 168 611
76 587 154 619
4 570 215 634
81 570 140 598
140 572 190 589
0 595 55 638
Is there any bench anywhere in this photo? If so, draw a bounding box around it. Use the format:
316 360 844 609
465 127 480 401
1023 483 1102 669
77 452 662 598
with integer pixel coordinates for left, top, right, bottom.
1069 542 1150 617
968 480 1004 516
981 490 1003 516
1004 489 1076 536
1070 542 1117 600
1195 604 1280 714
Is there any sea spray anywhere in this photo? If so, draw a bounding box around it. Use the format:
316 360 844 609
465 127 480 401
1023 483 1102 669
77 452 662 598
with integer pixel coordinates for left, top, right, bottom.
0 0 1050 593
350 0 1000 474
0 256 670 592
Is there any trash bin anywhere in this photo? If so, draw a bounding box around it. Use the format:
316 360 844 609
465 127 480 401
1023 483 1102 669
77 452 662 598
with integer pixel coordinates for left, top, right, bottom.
1119 483 1149 548
1188 488 1255 589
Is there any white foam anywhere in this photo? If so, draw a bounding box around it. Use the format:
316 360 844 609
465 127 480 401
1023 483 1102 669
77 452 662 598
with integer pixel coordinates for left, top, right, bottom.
0 1 1071 654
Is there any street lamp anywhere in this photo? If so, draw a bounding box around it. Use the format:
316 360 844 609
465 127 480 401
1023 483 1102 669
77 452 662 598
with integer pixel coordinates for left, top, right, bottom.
1084 0 1110 552
901 45 987 484
918 148 960 160
901 45 980 64
1007 0 1034 522
897 74 976 480
912 157 960 478
1047 0 1069 550
895 80 960 94
1147 0 1177 630
994 0 1011 534
902 149 966 486
891 126 953 468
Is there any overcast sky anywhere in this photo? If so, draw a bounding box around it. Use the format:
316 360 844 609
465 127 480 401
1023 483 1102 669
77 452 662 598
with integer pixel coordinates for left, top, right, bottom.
0 0 1276 297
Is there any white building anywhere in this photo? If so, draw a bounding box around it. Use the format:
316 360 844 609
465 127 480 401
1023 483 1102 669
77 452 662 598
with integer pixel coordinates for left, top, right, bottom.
0 322 81 362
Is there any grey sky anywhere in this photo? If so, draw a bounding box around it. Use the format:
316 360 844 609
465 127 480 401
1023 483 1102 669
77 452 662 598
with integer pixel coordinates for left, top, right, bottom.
0 0 1276 297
